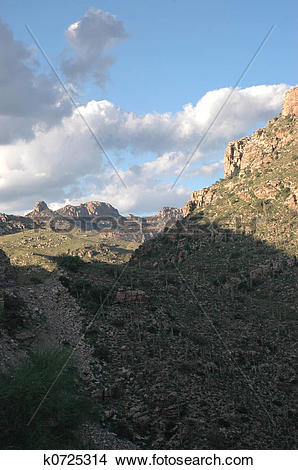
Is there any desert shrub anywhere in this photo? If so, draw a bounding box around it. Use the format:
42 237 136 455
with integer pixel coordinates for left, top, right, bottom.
93 343 111 361
0 348 96 449
30 275 43 285
59 277 111 312
280 187 291 200
56 255 83 272
1 294 26 331
230 250 242 259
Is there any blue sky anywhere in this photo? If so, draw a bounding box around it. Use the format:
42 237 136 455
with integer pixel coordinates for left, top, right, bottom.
0 0 297 215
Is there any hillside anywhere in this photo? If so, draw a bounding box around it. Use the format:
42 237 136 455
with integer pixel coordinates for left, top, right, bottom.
0 87 297 450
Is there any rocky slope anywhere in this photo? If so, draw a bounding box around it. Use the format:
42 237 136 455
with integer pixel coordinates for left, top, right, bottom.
26 200 55 217
0 213 37 236
224 87 297 178
0 87 297 450
185 87 298 219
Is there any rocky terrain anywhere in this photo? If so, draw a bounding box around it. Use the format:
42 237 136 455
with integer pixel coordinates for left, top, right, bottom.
0 212 38 236
23 201 183 242
185 88 298 220
0 87 297 450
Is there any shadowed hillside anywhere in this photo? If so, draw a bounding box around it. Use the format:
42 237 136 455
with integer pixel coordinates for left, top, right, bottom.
0 87 297 450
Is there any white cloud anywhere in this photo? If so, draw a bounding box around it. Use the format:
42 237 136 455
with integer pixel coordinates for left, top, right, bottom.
61 7 129 88
0 18 72 144
0 83 291 214
71 84 290 155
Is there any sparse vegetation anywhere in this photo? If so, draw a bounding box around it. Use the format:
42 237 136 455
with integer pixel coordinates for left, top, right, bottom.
0 99 297 450
0 348 96 449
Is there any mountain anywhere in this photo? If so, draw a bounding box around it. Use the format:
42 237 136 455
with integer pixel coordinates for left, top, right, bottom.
26 200 120 219
26 200 55 218
24 201 183 240
0 87 297 450
0 212 37 236
57 201 121 218
184 86 298 221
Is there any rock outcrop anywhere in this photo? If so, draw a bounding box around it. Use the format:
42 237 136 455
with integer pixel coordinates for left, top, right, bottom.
57 201 120 219
26 200 54 217
224 87 297 177
154 207 183 222
27 200 120 219
184 87 298 216
0 213 36 235
183 188 219 216
282 86 298 116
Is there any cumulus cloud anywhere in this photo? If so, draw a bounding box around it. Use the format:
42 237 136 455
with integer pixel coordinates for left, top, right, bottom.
61 7 129 88
0 83 291 214
0 18 72 144
73 84 290 156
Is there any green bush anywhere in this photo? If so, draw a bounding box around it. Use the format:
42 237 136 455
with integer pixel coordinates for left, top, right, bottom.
56 255 83 272
280 187 291 200
0 348 96 449
59 277 111 312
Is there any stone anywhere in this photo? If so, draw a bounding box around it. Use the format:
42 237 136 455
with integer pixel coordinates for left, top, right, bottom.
115 287 149 305
282 87 298 116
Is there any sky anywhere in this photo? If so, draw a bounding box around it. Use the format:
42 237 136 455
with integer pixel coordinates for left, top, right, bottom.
0 0 297 216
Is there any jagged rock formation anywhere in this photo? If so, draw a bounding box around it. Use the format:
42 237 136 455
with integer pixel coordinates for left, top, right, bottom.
26 200 120 219
224 87 297 178
23 201 183 241
1 89 297 451
153 207 183 222
57 201 120 219
282 86 298 116
27 200 54 217
184 187 218 216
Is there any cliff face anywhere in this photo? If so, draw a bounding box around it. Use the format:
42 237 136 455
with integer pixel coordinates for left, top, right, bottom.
153 207 183 222
224 87 297 177
26 201 55 217
282 87 298 116
184 87 298 216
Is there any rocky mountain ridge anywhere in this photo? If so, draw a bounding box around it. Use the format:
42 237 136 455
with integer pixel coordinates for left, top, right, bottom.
0 86 297 450
0 201 183 240
26 200 120 219
184 87 298 217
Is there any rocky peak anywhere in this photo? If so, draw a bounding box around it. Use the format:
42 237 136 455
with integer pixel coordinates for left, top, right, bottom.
33 201 49 213
154 207 184 222
282 87 298 116
184 87 298 216
26 201 54 217
57 201 120 218
224 87 297 177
